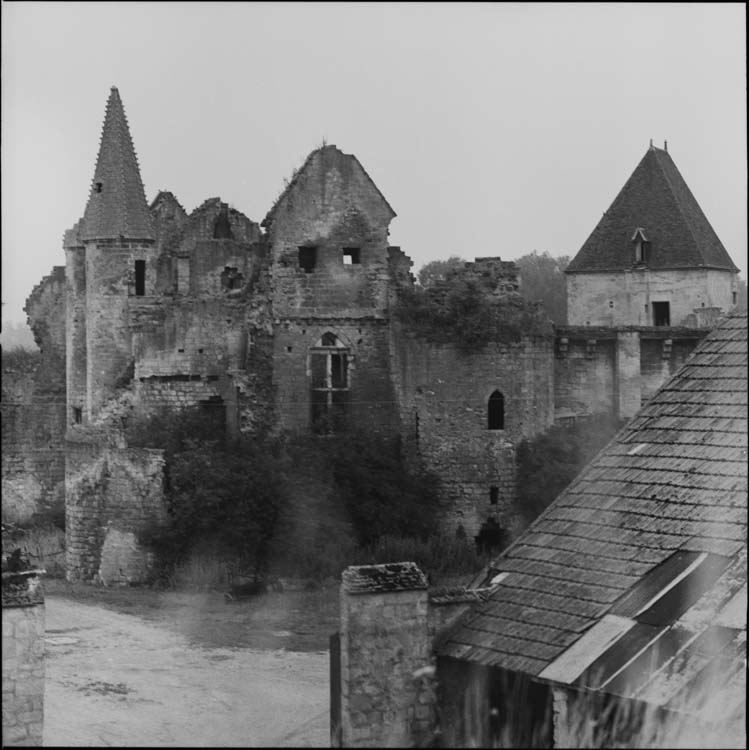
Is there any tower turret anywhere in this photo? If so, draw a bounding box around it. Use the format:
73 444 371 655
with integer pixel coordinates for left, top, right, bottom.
80 87 156 416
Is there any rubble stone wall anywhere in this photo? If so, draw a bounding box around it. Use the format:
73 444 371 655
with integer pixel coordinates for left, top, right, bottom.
2 575 45 747
340 586 434 747
391 326 555 538
66 427 165 583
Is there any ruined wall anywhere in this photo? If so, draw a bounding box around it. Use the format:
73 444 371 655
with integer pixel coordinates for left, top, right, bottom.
339 565 435 748
1 571 45 746
265 146 399 434
2 269 67 523
65 426 165 583
391 326 555 538
566 267 737 327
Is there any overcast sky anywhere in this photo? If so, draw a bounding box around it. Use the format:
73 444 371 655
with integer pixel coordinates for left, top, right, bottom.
2 2 746 324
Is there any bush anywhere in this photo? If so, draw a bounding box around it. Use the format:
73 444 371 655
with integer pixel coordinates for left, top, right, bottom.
327 430 442 547
515 415 625 527
396 278 551 351
130 407 288 582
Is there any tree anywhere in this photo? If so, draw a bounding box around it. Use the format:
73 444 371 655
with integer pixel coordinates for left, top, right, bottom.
515 251 570 326
417 256 465 287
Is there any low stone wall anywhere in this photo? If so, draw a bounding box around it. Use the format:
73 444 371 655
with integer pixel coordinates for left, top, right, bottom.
2 570 45 746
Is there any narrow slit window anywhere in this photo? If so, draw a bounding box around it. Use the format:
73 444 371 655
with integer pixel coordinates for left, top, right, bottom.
488 390 505 430
490 486 499 505
135 260 146 296
298 246 317 273
73 407 82 425
343 248 361 265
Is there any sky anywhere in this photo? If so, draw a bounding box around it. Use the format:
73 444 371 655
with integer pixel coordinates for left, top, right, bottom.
2 2 746 325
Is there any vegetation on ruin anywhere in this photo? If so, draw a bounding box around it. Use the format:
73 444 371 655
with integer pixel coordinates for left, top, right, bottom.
416 250 570 326
127 408 289 582
396 277 552 351
0 346 40 372
514 414 625 528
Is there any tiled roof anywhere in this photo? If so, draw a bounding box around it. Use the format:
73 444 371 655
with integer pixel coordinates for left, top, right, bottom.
342 562 428 594
566 146 738 274
261 144 396 229
81 87 154 241
439 311 747 677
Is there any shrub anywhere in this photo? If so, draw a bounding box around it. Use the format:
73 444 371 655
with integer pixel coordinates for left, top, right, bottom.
130 407 288 582
396 278 551 351
515 415 625 527
327 430 442 547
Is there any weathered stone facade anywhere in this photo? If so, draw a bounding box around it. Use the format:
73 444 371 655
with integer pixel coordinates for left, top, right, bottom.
17 89 738 582
1 570 45 746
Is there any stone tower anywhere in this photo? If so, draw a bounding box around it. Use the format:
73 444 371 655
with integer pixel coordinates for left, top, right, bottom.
262 145 401 435
67 86 155 421
565 144 739 328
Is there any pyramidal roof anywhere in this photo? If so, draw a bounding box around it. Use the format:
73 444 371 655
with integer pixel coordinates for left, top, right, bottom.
566 145 738 274
81 87 154 242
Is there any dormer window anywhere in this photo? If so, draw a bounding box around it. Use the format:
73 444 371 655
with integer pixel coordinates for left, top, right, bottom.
632 228 650 265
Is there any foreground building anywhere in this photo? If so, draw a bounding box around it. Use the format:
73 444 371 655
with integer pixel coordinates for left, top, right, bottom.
436 309 747 747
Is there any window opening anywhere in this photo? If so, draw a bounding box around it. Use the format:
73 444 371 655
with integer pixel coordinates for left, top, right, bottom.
475 518 505 555
488 390 505 430
343 248 361 265
134 260 146 296
212 207 234 239
299 246 317 273
73 407 82 425
310 332 349 434
490 486 499 505
652 301 670 327
732 292 738 306
95 182 103 193
221 266 244 290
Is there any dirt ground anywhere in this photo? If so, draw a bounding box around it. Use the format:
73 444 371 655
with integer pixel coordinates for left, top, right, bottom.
42 582 337 747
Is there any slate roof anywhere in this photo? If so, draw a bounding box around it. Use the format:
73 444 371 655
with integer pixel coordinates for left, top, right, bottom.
566 146 738 274
81 87 154 241
439 311 747 681
342 563 428 594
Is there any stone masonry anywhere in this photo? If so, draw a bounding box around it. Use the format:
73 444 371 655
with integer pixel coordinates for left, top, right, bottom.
338 563 435 747
1 570 45 746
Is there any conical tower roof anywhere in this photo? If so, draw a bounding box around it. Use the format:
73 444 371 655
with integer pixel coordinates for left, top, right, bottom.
567 145 738 274
80 87 154 241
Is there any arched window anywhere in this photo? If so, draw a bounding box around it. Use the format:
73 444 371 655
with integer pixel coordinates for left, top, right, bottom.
310 333 350 434
488 390 505 430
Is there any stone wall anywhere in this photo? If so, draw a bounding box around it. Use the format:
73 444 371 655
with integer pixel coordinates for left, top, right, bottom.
391 325 555 538
338 564 435 747
65 426 165 583
2 268 67 523
2 571 45 746
554 327 709 421
566 267 737 327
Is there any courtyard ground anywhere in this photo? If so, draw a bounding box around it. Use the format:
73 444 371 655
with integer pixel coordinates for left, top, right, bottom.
42 582 337 747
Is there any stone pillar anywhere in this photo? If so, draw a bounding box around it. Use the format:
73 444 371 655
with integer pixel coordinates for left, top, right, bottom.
339 562 436 747
615 331 641 419
2 569 46 746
